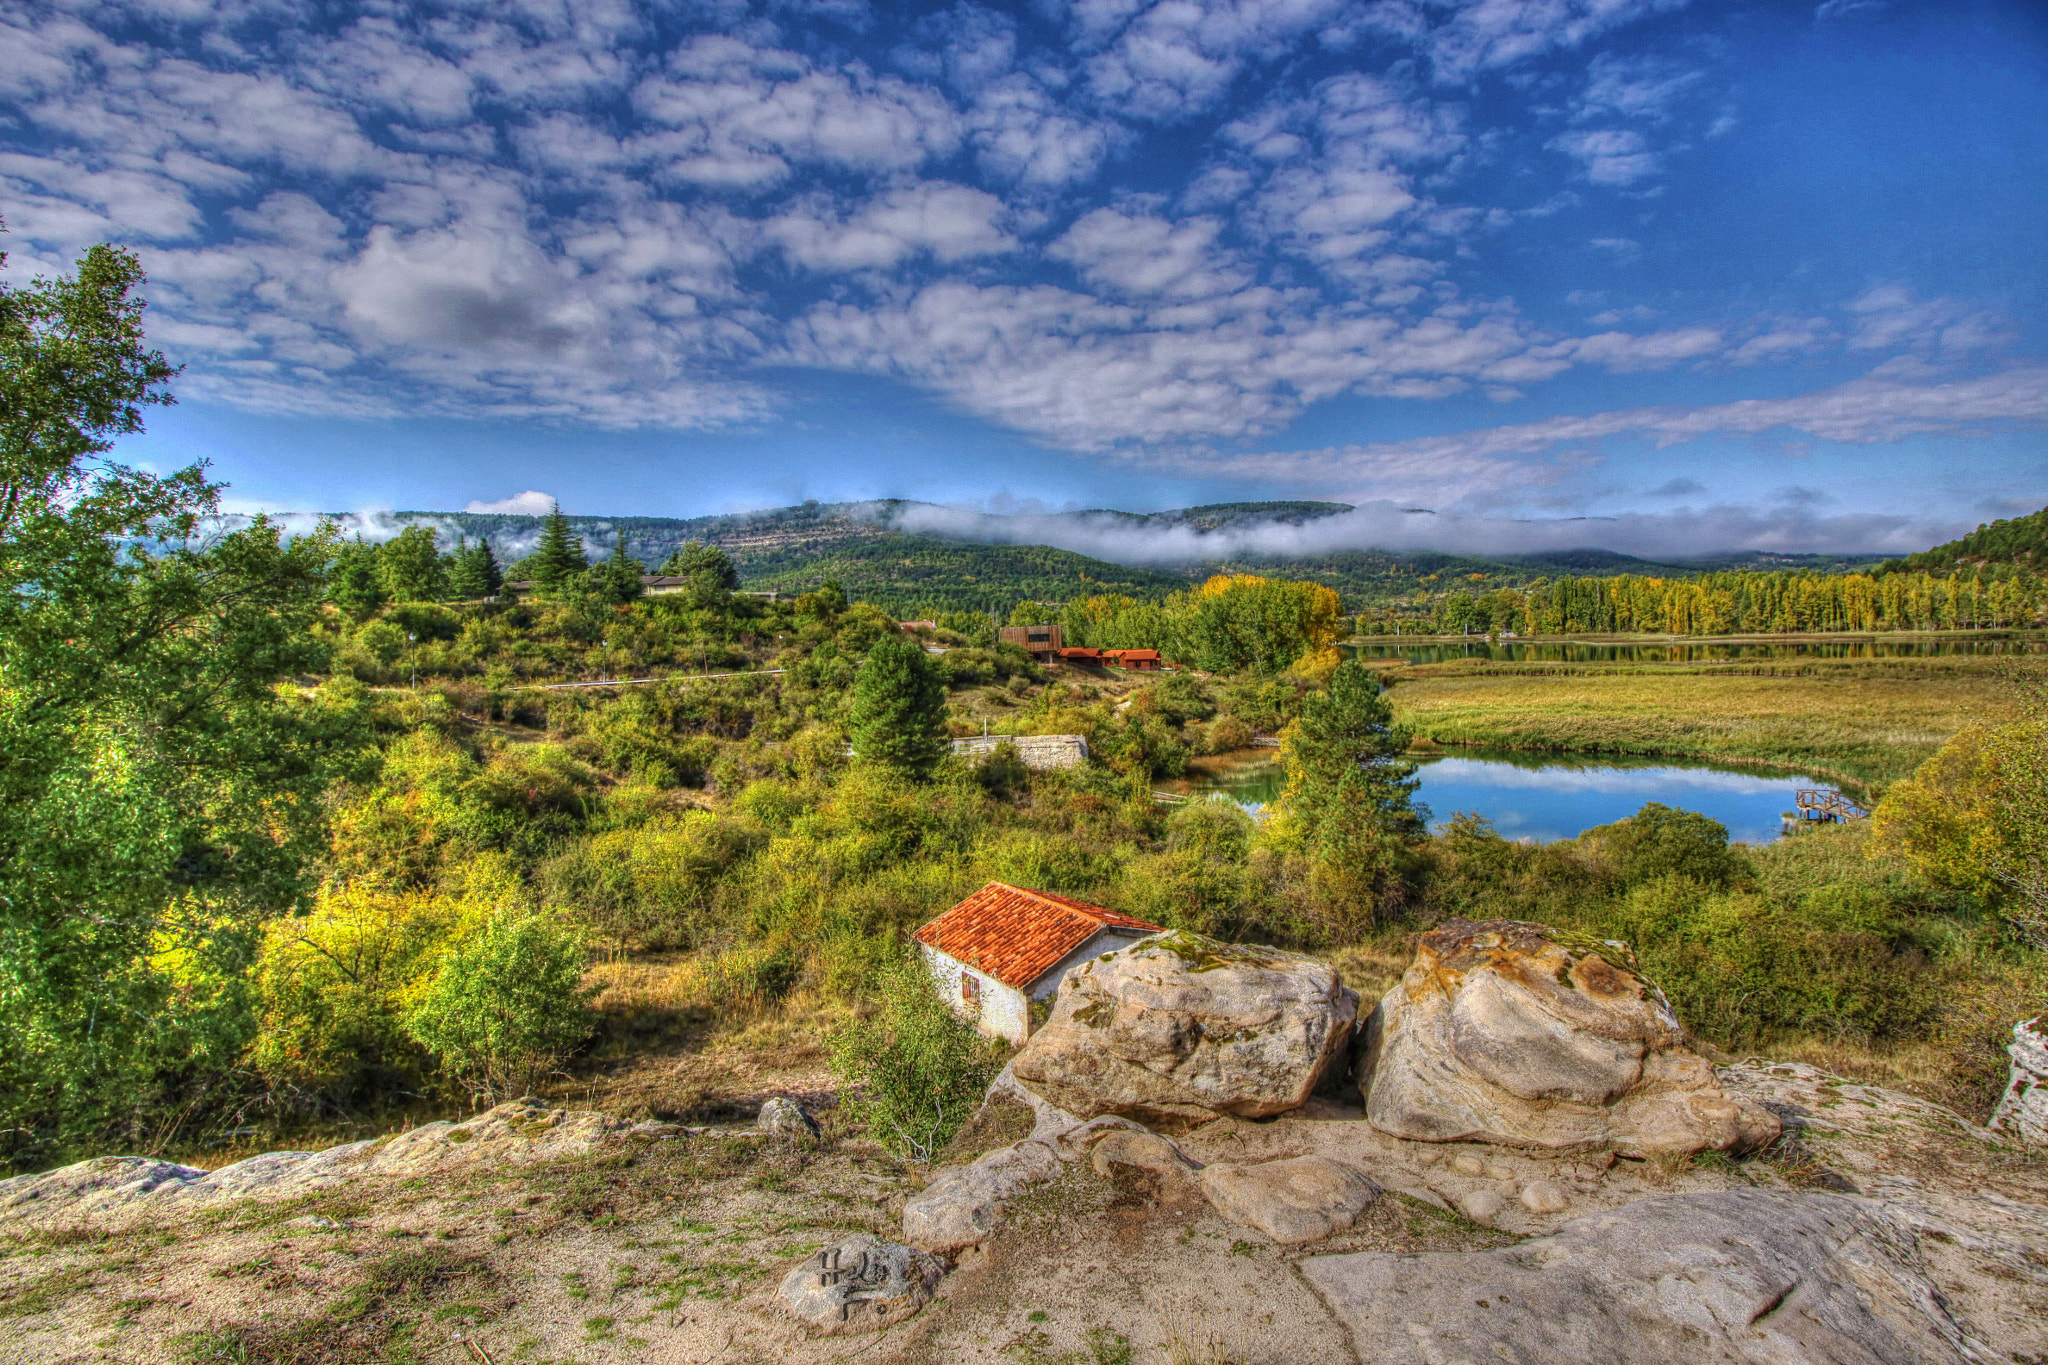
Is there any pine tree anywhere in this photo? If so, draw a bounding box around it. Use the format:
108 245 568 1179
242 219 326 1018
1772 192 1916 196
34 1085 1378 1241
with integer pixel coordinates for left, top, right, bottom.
596 540 646 604
474 539 503 597
848 633 949 777
329 539 386 617
444 535 486 600
1275 659 1422 869
529 504 587 593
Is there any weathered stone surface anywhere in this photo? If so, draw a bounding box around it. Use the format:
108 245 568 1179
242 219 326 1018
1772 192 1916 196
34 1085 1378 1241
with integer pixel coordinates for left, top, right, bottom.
1010 930 1358 1124
776 1234 943 1335
900 1139 1064 1254
1991 1016 2047 1145
0 1099 628 1227
758 1096 821 1141
1199 1156 1380 1246
1519 1179 1569 1214
1301 1191 1980 1365
1361 919 1780 1157
1456 1188 1505 1226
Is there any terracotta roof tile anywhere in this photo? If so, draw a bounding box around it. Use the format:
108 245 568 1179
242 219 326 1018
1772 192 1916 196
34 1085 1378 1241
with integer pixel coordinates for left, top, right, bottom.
914 882 1162 991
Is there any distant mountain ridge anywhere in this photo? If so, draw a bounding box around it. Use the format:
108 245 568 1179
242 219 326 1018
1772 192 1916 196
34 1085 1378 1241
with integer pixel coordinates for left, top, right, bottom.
380 499 1889 614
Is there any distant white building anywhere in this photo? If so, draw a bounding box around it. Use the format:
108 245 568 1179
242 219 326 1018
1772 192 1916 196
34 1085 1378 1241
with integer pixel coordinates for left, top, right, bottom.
914 882 1162 1046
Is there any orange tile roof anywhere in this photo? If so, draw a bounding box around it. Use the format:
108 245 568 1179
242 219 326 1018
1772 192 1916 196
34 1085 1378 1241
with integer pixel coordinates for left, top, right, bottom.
914 882 1163 991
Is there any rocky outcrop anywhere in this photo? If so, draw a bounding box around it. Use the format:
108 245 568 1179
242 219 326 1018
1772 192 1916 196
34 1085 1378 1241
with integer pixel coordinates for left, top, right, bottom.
777 1234 944 1335
1300 1191 1982 1365
1360 920 1779 1157
1010 930 1358 1125
0 1099 631 1227
900 1138 1065 1254
1200 1156 1380 1245
1991 1016 2047 1145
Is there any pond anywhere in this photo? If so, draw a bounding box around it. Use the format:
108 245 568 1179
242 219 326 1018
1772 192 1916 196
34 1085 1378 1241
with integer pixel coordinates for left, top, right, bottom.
1177 747 1840 845
1341 634 2047 666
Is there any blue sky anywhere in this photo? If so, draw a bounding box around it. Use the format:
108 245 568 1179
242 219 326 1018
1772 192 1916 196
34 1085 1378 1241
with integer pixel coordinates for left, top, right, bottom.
3 0 2044 558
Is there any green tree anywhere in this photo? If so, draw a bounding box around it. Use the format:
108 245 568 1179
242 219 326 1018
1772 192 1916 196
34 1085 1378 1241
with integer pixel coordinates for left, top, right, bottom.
0 240 357 1165
1274 659 1422 869
328 538 386 617
660 539 738 589
594 540 646 605
528 503 587 594
443 535 501 600
377 523 445 602
829 957 1001 1161
848 633 949 777
404 912 595 1102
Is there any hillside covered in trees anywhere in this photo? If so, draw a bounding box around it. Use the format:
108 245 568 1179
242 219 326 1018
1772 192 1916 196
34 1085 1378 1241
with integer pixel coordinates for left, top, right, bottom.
1885 504 2048 575
382 501 1891 620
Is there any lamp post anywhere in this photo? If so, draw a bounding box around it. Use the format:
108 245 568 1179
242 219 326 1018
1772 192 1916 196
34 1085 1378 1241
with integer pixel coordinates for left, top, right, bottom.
408 632 417 689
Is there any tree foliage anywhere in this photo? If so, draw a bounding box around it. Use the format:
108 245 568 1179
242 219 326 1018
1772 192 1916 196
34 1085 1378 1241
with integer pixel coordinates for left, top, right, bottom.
405 912 594 1102
828 956 1002 1161
1272 659 1421 869
848 633 949 777
527 504 588 593
0 242 360 1164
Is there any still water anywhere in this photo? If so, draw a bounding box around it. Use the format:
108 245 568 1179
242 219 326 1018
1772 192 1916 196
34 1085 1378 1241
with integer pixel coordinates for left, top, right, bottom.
1182 747 1832 845
1342 634 2046 666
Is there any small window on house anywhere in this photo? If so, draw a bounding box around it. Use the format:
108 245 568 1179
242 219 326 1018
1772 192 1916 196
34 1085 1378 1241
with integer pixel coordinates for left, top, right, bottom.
961 974 980 1005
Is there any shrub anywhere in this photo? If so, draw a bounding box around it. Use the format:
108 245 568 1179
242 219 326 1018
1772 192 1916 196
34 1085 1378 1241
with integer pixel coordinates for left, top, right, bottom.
405 912 596 1102
829 957 1003 1161
1579 802 1750 889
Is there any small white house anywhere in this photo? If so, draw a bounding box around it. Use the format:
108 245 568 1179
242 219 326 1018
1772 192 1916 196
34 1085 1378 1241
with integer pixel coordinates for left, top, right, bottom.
914 882 1163 1046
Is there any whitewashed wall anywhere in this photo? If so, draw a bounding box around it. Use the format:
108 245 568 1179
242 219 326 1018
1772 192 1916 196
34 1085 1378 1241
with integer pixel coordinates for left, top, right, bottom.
919 942 1032 1046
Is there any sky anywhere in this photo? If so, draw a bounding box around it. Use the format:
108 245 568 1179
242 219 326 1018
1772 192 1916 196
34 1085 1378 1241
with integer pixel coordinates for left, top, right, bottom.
3 0 2045 560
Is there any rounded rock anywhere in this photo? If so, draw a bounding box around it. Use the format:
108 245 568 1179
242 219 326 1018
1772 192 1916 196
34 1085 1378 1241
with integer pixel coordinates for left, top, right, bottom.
1458 1189 1506 1226
759 1096 821 1141
777 1234 944 1335
1519 1179 1569 1214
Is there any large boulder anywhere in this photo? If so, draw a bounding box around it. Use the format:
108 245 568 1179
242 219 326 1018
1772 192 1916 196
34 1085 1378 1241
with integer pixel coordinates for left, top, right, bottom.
1360 920 1778 1157
1299 1191 1980 1364
1991 1016 2047 1145
1009 931 1358 1125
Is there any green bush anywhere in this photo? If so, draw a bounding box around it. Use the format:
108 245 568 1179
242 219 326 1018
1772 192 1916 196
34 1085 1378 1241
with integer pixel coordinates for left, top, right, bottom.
829 957 1003 1161
405 913 595 1102
1580 802 1750 889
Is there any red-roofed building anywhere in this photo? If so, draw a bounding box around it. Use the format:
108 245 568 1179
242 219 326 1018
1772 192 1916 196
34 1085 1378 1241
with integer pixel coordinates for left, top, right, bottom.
914 882 1162 1044
1107 648 1163 670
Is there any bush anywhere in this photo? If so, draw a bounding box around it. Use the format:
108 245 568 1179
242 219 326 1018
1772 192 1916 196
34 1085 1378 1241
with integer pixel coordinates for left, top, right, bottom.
829 957 1003 1161
1580 802 1750 889
405 912 595 1102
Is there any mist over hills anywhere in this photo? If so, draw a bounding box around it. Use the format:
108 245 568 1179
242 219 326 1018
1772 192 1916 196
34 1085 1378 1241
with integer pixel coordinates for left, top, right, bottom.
368 499 1898 615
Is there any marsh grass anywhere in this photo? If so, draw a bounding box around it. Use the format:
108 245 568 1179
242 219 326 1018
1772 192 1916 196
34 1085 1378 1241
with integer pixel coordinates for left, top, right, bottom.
1387 658 2015 789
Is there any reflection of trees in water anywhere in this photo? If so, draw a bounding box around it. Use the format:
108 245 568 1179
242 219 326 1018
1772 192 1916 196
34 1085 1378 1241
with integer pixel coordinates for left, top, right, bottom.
1343 636 2048 667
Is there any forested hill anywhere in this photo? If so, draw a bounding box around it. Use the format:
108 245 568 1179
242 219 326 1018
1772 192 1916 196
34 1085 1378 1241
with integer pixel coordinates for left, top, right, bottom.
1885 504 2048 575
384 499 1878 614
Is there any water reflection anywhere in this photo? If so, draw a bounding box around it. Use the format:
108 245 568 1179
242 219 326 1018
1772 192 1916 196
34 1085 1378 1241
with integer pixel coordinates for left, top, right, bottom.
1179 747 1830 845
1341 634 2046 666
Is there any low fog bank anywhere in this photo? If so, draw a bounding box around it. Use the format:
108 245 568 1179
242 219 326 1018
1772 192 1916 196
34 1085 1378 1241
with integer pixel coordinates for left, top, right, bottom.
877 500 1963 567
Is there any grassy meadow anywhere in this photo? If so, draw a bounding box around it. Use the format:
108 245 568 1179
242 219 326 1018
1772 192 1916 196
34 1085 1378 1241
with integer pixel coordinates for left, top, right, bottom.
1383 656 2018 793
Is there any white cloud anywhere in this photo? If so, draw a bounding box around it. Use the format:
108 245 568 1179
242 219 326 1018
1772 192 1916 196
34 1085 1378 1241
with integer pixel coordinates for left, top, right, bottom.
1549 127 1659 185
633 36 961 186
1341 0 1696 82
1049 209 1251 298
763 182 1015 272
465 491 558 515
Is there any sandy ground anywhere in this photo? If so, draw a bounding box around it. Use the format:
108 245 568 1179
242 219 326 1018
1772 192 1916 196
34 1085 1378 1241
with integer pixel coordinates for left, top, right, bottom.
3 1061 2044 1365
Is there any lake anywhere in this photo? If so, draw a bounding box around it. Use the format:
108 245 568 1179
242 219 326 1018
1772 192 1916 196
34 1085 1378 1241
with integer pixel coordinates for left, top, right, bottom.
1178 747 1839 845
1341 634 2047 666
